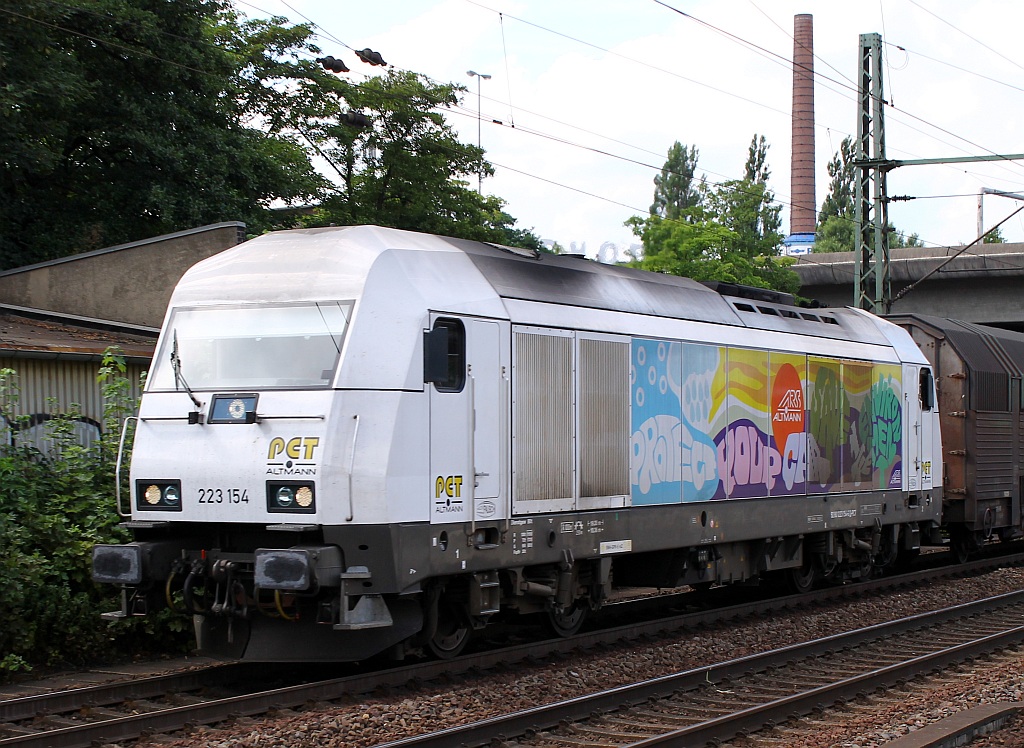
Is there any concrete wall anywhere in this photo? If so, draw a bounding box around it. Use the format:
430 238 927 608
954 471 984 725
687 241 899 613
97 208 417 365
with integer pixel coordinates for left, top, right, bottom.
794 243 1024 328
0 223 245 328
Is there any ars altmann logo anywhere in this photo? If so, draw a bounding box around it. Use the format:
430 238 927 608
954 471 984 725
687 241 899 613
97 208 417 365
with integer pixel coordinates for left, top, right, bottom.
771 362 805 450
773 388 803 422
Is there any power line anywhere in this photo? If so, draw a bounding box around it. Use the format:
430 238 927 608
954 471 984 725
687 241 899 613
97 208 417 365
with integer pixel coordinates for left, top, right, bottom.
905 0 1024 73
461 0 791 119
18 0 1024 251
883 40 1024 98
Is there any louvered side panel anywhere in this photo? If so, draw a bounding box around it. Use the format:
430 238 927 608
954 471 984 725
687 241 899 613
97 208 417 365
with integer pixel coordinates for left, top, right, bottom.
514 332 573 505
974 413 1014 499
579 338 629 497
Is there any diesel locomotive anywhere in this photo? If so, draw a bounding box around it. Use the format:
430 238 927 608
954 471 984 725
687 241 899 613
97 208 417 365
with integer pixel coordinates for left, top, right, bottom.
92 225 1019 661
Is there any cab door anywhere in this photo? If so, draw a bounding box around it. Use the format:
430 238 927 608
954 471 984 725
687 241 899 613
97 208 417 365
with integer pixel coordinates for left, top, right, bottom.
905 364 935 492
917 366 936 491
426 315 507 524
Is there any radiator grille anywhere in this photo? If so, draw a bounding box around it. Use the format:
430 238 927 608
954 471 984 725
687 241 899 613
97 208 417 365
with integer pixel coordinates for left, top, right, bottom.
514 332 573 502
579 338 629 497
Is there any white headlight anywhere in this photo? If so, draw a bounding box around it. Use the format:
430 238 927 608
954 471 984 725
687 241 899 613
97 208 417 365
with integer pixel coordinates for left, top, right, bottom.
276 486 295 507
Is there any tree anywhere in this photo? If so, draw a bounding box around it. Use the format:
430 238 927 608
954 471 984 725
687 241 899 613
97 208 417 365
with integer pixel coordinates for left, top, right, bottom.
0 2 541 269
983 227 1005 243
627 214 797 293
818 136 855 226
295 69 540 248
814 215 854 254
703 135 789 281
650 142 702 221
0 0 325 269
891 230 923 248
744 134 771 185
629 134 797 293
814 136 923 253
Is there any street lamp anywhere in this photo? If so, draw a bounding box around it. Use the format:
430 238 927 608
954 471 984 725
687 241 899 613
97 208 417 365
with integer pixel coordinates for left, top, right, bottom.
467 70 491 193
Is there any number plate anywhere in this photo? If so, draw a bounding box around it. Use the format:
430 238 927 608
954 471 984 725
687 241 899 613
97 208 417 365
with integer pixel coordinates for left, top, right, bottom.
197 488 250 505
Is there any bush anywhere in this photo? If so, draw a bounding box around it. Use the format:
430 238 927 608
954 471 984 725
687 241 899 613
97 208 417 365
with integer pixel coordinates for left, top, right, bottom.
0 350 189 678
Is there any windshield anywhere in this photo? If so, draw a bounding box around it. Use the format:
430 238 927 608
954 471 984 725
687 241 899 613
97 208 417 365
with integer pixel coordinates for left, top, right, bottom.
148 302 353 391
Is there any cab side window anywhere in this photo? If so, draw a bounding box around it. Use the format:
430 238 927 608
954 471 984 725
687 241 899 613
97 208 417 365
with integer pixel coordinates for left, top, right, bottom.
424 318 466 392
919 367 934 411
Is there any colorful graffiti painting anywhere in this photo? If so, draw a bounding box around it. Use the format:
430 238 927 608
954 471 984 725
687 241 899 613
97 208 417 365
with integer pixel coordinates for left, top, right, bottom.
871 370 903 488
630 339 721 504
629 337 902 504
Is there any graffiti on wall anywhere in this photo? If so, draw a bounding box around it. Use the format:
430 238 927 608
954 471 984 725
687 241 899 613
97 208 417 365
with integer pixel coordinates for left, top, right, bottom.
0 413 102 451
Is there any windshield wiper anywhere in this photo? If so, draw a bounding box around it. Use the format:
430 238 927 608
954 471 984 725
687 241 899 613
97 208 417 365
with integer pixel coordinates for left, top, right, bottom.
170 330 203 413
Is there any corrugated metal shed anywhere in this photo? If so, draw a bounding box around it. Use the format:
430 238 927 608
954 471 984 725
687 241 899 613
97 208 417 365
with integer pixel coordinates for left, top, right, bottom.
0 305 157 451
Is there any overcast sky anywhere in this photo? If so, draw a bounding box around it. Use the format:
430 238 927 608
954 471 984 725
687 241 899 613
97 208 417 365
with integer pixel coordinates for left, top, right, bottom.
240 0 1024 257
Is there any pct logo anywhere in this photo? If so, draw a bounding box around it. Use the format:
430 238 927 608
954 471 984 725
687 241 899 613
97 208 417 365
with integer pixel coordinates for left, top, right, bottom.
434 475 464 514
266 436 320 476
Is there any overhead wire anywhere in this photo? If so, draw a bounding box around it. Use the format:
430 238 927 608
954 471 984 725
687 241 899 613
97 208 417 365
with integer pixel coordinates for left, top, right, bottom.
28 0 1024 195
459 0 1024 209
649 0 1024 183
904 0 1024 73
746 0 857 89
16 0 1024 254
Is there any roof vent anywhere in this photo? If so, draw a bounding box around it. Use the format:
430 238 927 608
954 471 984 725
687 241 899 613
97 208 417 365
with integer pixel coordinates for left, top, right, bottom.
482 242 540 259
701 281 796 306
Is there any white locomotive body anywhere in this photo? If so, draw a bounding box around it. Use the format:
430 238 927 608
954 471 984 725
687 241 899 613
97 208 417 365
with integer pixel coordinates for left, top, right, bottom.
93 226 942 660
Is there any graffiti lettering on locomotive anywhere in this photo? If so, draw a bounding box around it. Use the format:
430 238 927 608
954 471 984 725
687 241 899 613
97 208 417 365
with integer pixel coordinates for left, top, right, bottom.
434 475 464 514
266 436 320 475
629 338 905 503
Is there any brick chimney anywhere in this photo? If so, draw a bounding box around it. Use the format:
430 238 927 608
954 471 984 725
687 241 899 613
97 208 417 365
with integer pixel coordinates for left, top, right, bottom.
790 13 816 237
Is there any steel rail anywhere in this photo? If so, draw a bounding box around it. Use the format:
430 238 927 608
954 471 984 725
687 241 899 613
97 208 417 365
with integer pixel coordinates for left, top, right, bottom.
0 664 245 723
3 552 1023 748
370 589 1024 748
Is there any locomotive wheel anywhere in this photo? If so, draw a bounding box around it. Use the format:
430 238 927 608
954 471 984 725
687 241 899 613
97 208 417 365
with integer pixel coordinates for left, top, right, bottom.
546 602 589 637
427 602 472 659
786 560 816 594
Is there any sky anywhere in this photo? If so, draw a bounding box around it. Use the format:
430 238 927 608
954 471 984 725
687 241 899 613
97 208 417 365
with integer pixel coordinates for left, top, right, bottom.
237 0 1024 258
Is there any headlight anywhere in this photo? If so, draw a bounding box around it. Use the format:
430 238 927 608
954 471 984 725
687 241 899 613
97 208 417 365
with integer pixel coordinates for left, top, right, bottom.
136 480 183 512
267 481 315 513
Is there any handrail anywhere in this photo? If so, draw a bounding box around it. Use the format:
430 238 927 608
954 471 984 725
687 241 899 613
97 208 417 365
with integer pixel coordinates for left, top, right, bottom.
504 371 511 533
468 374 476 535
115 416 139 517
346 414 359 522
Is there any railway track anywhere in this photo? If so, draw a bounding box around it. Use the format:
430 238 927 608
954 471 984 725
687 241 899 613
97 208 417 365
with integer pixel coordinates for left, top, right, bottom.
2 552 1021 748
375 589 1024 748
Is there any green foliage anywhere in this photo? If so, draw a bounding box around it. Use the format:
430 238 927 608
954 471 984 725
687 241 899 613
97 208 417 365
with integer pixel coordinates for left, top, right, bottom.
629 134 798 294
814 215 923 253
890 230 923 248
0 351 185 678
818 136 856 226
0 2 542 267
814 214 855 253
626 214 797 292
651 142 702 221
983 226 1005 244
291 68 542 249
0 0 325 269
815 136 922 254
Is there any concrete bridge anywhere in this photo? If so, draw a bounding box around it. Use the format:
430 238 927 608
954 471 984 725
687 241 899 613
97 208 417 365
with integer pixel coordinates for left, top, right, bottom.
792 243 1024 331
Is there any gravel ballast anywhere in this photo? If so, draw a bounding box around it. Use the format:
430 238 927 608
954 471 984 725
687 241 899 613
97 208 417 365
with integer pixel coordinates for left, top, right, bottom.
140 566 1024 748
